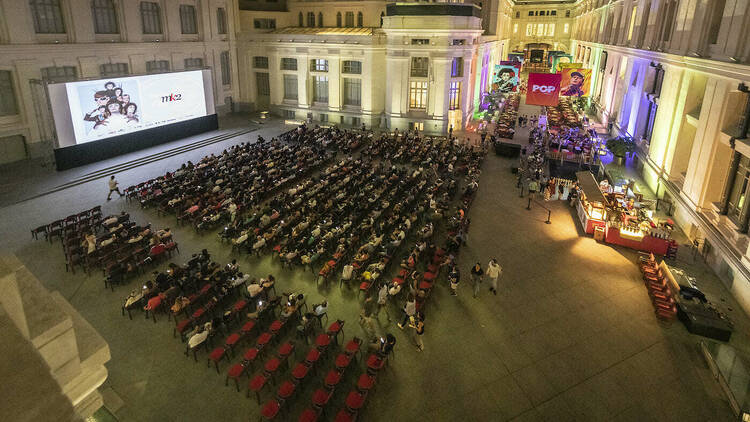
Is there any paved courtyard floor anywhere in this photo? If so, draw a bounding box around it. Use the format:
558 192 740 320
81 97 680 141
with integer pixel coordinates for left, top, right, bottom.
0 121 746 421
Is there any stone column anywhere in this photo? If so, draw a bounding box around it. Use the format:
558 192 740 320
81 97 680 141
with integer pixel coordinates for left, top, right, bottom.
328 58 341 112
683 78 733 208
429 57 451 126
385 53 408 128
649 65 685 173
298 56 310 110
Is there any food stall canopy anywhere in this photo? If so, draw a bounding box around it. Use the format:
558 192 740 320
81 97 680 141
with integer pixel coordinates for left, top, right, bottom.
576 171 608 206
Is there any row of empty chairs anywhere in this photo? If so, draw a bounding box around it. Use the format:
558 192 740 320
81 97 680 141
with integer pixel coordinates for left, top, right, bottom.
31 205 103 243
639 252 677 321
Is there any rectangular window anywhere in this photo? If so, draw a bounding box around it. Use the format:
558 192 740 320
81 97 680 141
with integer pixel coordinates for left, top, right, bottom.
217 7 227 34
220 51 231 85
528 11 533 16
92 0 119 34
565 10 570 17
526 24 533 36
184 57 204 69
31 0 66 33
537 23 544 36
146 60 170 73
180 5 198 34
343 78 361 106
253 56 269 69
311 59 328 72
345 12 354 27
513 23 518 33
254 18 276 29
410 57 429 78
283 109 295 119
41 66 77 83
564 23 569 34
551 10 556 16
547 23 555 37
313 76 329 103
320 114 328 123
411 39 430 45
0 71 19 116
140 2 162 34
452 39 466 46
451 57 463 78
256 72 270 96
99 62 128 77
281 58 298 70
409 81 427 110
283 74 298 100
342 60 362 74
448 81 461 110
728 156 750 222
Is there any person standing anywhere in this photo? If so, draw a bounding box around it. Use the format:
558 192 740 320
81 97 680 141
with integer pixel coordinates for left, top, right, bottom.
470 262 484 298
376 282 391 321
360 299 377 338
411 312 425 352
397 294 416 329
107 175 123 200
486 258 502 295
528 178 539 199
448 264 460 296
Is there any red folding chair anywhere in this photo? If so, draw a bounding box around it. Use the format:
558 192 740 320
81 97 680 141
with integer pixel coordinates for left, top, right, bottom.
225 363 246 391
248 374 268 403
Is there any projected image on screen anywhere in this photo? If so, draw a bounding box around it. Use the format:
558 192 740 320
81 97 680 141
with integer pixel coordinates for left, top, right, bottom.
78 79 141 137
65 71 207 145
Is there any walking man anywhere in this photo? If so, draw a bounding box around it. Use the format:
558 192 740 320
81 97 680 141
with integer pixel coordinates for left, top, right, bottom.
376 282 391 322
486 258 502 295
410 312 425 352
470 262 484 298
107 175 123 200
360 299 377 338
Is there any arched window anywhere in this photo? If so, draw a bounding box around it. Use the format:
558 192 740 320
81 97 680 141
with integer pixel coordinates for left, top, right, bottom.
336 12 342 28
91 0 118 34
307 12 315 27
298 12 303 27
318 12 323 27
30 0 66 33
357 12 363 27
380 12 384 27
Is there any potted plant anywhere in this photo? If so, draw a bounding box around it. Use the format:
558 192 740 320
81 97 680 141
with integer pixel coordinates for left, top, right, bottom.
606 136 636 165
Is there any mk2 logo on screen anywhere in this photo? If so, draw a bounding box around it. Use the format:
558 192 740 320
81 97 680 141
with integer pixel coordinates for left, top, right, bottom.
161 93 183 102
531 85 557 93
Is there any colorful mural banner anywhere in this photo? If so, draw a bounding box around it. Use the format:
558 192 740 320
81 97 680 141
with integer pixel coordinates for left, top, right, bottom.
558 62 583 70
507 52 524 64
492 64 519 93
546 51 568 68
526 73 562 106
551 55 575 72
560 68 592 97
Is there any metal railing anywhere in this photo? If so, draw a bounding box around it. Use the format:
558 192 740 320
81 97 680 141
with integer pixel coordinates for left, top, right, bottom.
527 197 551 224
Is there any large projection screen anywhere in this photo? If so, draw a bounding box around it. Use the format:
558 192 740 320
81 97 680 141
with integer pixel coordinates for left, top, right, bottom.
48 69 216 149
